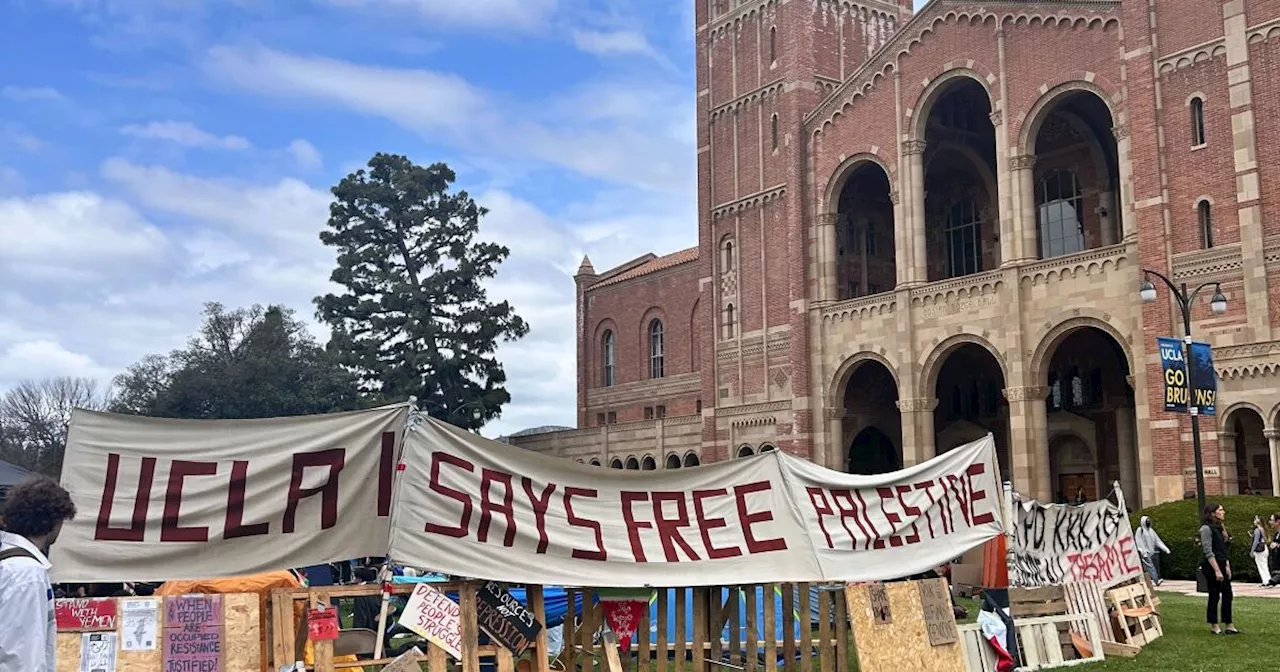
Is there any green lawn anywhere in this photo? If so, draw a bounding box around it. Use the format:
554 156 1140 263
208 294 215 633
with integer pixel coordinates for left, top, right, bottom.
1069 592 1280 671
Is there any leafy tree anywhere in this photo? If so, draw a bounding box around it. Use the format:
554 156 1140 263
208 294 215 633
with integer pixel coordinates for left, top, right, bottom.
316 153 528 430
112 302 359 420
0 377 112 477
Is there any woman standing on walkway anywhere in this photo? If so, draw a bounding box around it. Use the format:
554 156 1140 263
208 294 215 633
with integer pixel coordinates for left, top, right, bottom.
1200 503 1240 634
1251 515 1273 588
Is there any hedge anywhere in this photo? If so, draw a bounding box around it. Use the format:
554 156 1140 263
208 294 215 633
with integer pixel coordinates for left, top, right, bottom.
1129 495 1280 583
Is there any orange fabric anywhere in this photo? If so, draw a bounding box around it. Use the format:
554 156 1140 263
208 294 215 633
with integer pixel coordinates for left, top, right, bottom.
982 536 1009 588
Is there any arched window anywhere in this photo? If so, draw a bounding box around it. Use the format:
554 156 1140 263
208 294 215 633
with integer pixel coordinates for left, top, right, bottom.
770 114 779 151
625 457 640 470
737 445 755 458
1190 97 1206 147
649 319 664 379
665 454 682 469
725 304 736 339
601 330 615 387
641 456 657 470
722 239 735 272
944 197 982 278
769 26 777 63
760 444 776 452
1037 170 1084 258
683 453 701 467
610 458 624 469
590 459 602 467
1198 200 1213 249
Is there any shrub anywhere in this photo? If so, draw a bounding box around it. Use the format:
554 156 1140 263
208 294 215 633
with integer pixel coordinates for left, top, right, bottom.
1130 495 1280 583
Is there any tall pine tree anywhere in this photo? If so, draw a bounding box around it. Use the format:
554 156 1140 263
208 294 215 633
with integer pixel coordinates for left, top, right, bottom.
316 153 528 430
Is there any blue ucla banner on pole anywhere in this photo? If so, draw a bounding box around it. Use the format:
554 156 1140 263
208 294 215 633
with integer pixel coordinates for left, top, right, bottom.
1188 341 1217 416
1157 337 1188 413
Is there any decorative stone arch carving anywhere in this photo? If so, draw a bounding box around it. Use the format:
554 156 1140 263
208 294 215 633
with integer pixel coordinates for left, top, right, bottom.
909 67 998 141
823 151 896 215
1220 401 1268 433
1029 313 1134 384
828 350 901 405
1018 79 1120 157
919 333 1008 399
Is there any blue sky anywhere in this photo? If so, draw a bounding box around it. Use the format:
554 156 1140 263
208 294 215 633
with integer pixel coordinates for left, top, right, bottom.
0 0 698 437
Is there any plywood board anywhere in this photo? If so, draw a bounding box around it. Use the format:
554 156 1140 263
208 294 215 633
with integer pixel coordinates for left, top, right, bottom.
845 580 965 672
56 593 260 672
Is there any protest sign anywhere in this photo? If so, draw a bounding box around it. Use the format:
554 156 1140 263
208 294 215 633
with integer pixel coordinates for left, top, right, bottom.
1009 497 1142 588
122 598 159 651
308 606 339 642
476 581 541 656
389 419 1004 587
398 584 463 660
53 404 409 582
57 598 119 631
163 595 224 672
80 632 118 672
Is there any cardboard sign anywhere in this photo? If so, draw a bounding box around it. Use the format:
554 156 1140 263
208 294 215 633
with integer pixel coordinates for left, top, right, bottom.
308 607 339 642
867 583 892 625
80 632 118 672
57 598 119 631
918 579 958 646
398 584 463 660
163 595 225 672
476 582 542 656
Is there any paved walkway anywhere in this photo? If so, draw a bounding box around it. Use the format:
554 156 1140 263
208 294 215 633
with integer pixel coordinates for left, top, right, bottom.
1158 579 1280 599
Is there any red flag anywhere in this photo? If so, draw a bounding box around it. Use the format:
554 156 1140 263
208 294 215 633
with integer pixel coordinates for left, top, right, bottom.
603 601 647 652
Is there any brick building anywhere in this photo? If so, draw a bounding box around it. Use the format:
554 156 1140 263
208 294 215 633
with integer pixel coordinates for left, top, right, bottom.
512 0 1280 507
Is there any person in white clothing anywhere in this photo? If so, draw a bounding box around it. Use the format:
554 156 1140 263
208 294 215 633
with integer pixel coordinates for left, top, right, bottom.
1133 516 1171 586
0 476 78 672
1250 515 1272 587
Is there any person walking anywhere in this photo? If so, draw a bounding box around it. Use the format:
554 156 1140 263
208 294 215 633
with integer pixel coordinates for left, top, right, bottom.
0 476 78 671
1199 503 1240 635
1134 516 1172 586
1267 512 1280 588
1250 515 1272 587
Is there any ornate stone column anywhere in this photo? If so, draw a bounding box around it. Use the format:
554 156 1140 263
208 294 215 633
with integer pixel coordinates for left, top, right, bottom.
991 110 1016 267
817 213 839 302
1010 154 1038 263
890 190 906 287
1112 124 1136 242
904 140 928 285
1267 429 1280 497
897 397 937 466
825 407 847 472
1004 385 1050 499
1116 406 1139 505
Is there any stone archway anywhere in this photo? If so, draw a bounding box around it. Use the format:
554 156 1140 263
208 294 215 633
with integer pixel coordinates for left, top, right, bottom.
1222 405 1272 495
929 338 1010 479
1049 433 1099 503
847 426 901 475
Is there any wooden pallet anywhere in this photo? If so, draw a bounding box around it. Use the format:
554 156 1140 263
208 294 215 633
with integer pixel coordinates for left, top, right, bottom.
1062 581 1114 642
957 612 1105 672
1106 582 1162 647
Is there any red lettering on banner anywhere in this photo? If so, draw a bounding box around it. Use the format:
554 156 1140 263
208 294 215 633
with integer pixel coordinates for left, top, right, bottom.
95 453 155 542
894 485 922 545
965 463 996 525
224 460 269 540
852 489 883 549
161 460 217 542
831 490 871 550
621 491 652 561
478 469 516 547
424 453 474 537
1066 537 1141 583
378 431 396 517
283 449 345 533
913 480 939 539
946 474 971 527
734 482 787 553
693 489 741 559
806 488 835 549
521 478 556 554
565 487 606 561
653 492 700 562
875 488 904 548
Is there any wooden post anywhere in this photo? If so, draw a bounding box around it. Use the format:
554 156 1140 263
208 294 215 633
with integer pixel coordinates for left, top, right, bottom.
763 585 777 672
656 589 670 672
529 585 553 672
461 581 482 672
310 592 334 672
780 584 795 672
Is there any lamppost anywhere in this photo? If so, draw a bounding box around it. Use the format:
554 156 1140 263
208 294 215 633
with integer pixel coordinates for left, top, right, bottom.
1139 269 1227 512
421 400 485 431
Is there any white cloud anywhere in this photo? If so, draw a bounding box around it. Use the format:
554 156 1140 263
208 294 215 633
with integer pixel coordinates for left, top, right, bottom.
287 139 323 170
0 167 22 196
323 0 557 30
120 120 253 150
0 340 110 384
571 29 657 58
203 45 695 191
1 123 44 152
1 86 67 102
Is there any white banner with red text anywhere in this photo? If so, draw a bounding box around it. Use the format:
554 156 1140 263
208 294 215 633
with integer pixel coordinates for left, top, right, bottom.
387 419 1005 587
1008 496 1143 589
51 404 410 583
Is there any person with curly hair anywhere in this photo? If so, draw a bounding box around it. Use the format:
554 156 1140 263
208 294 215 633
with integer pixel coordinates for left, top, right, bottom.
0 475 77 671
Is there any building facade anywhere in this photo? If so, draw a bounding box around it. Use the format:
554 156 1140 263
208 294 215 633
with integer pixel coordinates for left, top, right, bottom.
511 0 1280 508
